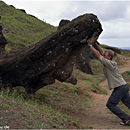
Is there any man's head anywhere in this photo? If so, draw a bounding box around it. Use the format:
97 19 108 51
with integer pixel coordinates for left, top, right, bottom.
103 49 114 60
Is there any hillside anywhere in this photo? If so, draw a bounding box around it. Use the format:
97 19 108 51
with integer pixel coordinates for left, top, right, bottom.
0 50 130 129
0 1 57 50
0 1 130 129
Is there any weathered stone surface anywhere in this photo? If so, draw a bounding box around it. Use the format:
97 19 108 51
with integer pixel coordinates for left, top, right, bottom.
0 25 7 44
10 5 15 8
64 75 77 85
28 14 37 19
58 18 96 74
0 25 8 53
58 19 70 30
18 9 26 13
76 46 93 74
58 19 78 84
0 13 102 93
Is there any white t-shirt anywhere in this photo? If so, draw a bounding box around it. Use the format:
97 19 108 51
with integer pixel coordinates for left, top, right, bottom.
101 56 126 90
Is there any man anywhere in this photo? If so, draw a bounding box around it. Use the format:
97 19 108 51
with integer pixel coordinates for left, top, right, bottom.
88 37 130 126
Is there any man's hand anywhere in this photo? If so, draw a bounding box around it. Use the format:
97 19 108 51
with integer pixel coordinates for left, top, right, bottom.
94 41 104 55
88 37 94 46
88 31 99 46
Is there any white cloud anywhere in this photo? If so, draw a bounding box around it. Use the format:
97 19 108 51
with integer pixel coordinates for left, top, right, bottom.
35 1 70 25
100 21 130 39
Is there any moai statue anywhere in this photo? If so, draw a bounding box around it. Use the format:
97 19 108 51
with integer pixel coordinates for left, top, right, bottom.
0 25 7 53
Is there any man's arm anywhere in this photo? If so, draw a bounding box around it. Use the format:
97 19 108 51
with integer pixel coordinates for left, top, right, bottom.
88 37 102 61
95 42 104 55
90 46 102 61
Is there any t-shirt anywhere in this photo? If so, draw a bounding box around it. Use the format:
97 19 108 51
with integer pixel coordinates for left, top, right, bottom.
101 56 126 90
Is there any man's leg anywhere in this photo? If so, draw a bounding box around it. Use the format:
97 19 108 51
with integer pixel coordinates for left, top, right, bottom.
106 85 130 121
121 84 130 109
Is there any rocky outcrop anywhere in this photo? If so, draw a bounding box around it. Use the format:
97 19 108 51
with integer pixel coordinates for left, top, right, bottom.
0 13 102 93
10 5 15 8
0 25 8 53
28 14 37 19
10 5 26 13
18 9 26 13
64 75 77 85
58 19 70 30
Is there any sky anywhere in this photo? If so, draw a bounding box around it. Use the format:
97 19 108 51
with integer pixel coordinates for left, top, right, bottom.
2 0 130 48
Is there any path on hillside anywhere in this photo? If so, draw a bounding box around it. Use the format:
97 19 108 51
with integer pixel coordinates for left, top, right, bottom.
76 58 130 129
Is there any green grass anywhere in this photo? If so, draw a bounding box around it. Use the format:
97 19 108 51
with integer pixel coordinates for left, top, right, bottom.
38 82 91 113
0 80 91 129
122 70 130 86
121 49 130 57
125 70 130 75
0 1 57 50
0 86 77 129
87 80 107 94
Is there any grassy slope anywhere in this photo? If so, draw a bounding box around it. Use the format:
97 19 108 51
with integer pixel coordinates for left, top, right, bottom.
0 1 56 50
0 1 130 129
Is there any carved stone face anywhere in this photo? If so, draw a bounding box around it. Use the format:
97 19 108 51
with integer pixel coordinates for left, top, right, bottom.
52 14 102 82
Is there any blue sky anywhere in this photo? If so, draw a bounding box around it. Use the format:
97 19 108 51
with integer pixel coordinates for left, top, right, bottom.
2 0 130 48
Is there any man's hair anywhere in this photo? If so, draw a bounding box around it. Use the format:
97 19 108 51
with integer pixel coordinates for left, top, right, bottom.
105 49 115 60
